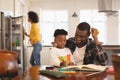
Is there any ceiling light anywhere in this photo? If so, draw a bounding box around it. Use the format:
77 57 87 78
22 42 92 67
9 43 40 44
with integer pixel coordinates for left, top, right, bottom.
72 12 78 17
72 0 78 17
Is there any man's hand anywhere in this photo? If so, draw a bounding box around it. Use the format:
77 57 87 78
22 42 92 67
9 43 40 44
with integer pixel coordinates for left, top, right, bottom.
91 28 101 45
91 28 99 39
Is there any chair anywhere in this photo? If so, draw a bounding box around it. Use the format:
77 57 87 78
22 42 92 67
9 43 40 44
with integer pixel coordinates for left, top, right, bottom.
112 54 120 80
0 50 19 80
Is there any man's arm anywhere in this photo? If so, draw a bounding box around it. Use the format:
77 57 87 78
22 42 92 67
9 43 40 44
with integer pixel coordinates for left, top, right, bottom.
92 28 108 65
91 28 103 45
65 38 76 53
95 44 108 66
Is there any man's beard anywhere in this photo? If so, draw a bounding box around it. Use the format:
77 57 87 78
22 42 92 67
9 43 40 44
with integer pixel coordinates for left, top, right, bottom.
76 40 87 48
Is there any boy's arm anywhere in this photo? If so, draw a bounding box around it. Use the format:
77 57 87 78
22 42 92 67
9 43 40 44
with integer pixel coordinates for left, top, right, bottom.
68 49 75 66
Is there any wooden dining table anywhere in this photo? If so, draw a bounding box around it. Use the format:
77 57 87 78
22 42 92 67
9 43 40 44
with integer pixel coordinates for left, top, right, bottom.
12 66 115 80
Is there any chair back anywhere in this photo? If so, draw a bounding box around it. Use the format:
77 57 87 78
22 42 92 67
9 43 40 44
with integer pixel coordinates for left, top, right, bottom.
112 54 120 80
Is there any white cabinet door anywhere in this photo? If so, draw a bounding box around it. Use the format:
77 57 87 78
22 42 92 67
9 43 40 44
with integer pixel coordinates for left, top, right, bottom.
0 0 14 16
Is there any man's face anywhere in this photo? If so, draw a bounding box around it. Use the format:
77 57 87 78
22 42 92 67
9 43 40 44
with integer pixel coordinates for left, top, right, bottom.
75 28 89 47
55 35 66 48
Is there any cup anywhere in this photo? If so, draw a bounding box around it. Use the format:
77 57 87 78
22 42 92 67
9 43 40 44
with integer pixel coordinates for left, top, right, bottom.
111 54 120 80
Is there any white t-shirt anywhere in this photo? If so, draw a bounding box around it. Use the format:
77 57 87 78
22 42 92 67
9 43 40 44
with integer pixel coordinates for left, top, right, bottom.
50 47 75 66
73 45 86 65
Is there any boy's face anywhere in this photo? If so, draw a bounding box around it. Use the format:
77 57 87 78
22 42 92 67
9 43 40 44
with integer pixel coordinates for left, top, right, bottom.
54 35 66 48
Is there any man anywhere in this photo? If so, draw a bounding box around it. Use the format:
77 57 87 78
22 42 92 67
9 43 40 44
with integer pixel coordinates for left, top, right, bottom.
65 22 108 66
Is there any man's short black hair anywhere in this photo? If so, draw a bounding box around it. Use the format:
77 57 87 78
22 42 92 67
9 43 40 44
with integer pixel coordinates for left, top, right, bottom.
77 22 90 34
54 29 68 37
28 11 39 23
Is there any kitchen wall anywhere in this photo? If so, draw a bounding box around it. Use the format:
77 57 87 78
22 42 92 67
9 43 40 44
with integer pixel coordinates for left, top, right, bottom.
0 0 29 17
0 0 14 16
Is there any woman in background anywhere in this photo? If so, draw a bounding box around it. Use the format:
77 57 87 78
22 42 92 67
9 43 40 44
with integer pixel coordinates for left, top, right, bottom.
25 11 42 66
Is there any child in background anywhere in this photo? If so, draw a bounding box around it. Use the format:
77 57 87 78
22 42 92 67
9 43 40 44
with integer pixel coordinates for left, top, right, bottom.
50 29 75 67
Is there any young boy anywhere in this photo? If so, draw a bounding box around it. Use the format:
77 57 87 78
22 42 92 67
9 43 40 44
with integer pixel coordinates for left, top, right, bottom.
50 29 75 67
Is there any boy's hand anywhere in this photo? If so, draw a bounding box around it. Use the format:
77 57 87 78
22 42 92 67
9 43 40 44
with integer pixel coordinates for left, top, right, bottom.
51 42 57 47
60 61 67 67
68 62 74 66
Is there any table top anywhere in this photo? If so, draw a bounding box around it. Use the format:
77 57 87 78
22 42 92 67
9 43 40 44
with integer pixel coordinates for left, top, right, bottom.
13 66 115 80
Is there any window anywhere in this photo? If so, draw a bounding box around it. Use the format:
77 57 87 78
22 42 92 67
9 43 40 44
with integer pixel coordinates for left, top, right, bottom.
80 10 107 44
40 10 68 46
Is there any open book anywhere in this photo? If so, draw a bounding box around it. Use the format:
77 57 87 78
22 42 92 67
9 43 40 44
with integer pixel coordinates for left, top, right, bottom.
60 64 108 72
